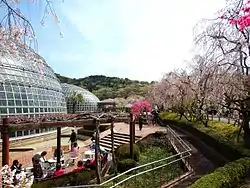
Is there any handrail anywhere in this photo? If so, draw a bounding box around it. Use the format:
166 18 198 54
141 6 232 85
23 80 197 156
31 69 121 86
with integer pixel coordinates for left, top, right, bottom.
55 123 192 188
54 151 191 188
110 153 191 188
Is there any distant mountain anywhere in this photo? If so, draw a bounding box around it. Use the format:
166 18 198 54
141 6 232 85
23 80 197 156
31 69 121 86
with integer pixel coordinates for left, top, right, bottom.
55 74 154 100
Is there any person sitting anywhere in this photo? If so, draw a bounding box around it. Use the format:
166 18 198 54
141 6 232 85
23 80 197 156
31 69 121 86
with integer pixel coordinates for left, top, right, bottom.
33 159 43 180
84 159 95 170
53 164 65 177
40 151 47 163
73 161 85 172
10 160 22 174
33 151 47 163
90 156 103 167
32 151 49 170
53 148 64 164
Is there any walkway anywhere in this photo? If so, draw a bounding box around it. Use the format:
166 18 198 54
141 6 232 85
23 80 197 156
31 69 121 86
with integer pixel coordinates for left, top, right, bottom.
164 123 229 187
1 122 164 168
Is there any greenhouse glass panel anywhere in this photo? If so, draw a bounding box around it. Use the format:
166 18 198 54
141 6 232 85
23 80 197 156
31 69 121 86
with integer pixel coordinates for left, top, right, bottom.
0 44 67 138
61 83 100 113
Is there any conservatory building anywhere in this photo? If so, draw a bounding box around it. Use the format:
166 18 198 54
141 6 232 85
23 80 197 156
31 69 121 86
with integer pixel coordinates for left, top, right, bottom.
0 46 67 138
61 83 100 113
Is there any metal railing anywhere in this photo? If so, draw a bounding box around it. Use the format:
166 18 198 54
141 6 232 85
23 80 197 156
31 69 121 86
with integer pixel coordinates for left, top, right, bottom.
55 124 192 188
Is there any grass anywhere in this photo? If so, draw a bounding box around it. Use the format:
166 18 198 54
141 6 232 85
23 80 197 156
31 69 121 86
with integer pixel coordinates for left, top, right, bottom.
160 112 250 156
104 146 182 188
132 147 182 188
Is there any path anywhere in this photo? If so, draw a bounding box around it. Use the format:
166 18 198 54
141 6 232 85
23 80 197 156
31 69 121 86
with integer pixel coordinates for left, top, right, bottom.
163 122 230 187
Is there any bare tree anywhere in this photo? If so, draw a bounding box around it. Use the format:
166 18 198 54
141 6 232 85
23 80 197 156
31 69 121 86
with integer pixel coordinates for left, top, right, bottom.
194 0 250 147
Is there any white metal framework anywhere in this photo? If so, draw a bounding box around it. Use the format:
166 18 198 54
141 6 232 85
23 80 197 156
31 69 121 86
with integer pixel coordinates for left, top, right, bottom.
0 47 67 138
61 83 100 113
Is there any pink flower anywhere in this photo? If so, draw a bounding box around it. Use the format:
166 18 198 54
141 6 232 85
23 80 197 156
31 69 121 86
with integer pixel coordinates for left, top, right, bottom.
229 18 237 24
131 100 152 117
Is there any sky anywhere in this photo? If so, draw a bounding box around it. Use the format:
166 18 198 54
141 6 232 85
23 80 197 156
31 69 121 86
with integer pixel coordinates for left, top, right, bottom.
3 0 226 81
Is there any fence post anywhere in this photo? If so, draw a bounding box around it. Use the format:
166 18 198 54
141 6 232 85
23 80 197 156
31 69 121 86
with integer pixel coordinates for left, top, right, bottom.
111 115 117 175
129 113 135 159
2 117 10 166
95 118 102 184
56 127 61 165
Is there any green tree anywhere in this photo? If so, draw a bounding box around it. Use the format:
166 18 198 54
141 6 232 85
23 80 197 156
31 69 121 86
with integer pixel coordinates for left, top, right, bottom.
67 92 84 114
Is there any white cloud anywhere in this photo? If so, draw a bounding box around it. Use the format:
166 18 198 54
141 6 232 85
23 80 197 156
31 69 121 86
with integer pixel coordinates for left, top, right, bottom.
58 0 226 81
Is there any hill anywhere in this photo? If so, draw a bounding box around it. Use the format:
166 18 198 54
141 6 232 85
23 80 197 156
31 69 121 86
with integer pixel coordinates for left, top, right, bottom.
55 74 153 100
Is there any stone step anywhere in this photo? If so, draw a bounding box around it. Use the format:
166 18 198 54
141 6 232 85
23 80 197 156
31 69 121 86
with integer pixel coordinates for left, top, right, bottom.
99 139 121 147
99 142 116 151
101 137 129 145
100 146 112 152
113 132 141 139
105 135 131 143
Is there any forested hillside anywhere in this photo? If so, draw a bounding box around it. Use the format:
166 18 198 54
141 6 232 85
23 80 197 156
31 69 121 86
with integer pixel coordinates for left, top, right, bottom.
56 74 153 100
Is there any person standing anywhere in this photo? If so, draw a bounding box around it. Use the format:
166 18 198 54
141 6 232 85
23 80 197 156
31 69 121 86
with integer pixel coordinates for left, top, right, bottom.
138 114 143 131
91 129 96 142
69 129 77 148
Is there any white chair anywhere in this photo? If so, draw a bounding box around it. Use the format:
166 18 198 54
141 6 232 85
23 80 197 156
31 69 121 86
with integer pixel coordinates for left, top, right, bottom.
82 150 95 162
25 166 33 173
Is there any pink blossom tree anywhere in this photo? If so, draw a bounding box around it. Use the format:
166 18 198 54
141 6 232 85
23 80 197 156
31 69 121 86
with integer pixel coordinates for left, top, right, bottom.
131 100 152 117
0 0 62 57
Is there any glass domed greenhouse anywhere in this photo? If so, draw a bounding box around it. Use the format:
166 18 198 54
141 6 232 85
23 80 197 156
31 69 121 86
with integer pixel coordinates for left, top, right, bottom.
61 83 100 113
0 46 67 138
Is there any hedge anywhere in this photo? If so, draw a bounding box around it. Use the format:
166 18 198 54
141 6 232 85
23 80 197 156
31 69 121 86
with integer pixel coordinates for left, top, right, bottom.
189 157 250 188
159 112 250 187
31 169 95 188
160 112 249 157
116 144 140 162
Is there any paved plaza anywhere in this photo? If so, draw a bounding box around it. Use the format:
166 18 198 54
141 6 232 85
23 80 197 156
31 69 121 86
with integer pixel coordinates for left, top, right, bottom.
0 122 166 168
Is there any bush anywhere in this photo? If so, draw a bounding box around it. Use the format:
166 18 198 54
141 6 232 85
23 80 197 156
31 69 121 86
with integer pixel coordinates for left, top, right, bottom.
190 157 250 188
160 112 180 120
137 132 172 152
117 159 137 173
116 144 140 162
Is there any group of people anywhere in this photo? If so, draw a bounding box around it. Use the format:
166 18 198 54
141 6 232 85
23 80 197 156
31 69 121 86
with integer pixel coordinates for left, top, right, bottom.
138 108 159 131
27 130 78 180
10 128 110 182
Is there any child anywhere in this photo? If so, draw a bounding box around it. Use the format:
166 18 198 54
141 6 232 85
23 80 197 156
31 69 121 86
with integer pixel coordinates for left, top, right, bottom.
70 142 79 164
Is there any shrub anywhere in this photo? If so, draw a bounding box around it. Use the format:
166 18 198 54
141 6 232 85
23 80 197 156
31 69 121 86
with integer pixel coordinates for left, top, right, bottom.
117 159 137 173
160 112 180 120
190 157 250 188
116 144 140 162
137 132 172 152
32 169 95 188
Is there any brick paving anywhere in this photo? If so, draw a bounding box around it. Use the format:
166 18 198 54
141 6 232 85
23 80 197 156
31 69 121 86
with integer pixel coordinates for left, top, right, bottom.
1 122 164 170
